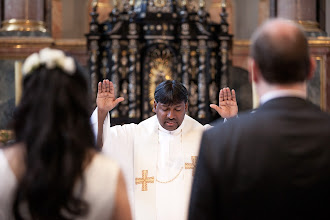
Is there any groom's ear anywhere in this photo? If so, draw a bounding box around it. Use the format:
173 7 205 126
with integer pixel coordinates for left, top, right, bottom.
185 102 188 113
248 58 261 84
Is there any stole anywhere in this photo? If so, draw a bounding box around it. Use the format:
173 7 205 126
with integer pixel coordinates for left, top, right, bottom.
133 115 203 220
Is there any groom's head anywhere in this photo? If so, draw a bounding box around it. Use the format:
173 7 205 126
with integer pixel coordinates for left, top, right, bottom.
153 80 188 131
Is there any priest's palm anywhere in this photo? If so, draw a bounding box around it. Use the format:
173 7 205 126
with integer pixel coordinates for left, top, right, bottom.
96 79 124 113
210 87 238 118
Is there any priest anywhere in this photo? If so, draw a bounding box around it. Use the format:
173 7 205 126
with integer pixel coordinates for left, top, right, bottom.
91 79 238 220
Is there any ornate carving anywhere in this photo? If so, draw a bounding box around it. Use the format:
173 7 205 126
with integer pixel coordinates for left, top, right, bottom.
189 81 198 116
128 39 138 118
220 40 229 88
86 0 232 124
110 40 120 118
89 40 99 106
148 47 174 108
180 39 190 90
148 0 172 13
197 39 207 119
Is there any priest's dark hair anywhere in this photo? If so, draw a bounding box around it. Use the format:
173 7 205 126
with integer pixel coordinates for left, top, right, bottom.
11 57 96 219
154 80 188 104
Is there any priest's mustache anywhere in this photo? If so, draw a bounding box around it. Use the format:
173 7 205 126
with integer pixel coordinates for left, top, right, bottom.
166 119 177 122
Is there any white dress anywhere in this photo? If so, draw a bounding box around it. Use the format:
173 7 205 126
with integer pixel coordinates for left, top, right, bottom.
0 149 17 220
0 149 120 220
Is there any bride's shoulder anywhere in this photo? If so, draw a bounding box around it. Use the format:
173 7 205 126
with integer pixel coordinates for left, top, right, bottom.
89 152 120 173
1 142 26 179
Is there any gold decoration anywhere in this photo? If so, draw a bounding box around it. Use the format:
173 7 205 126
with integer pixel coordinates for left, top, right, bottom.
154 0 166 7
148 48 173 107
0 130 14 144
135 170 155 191
185 156 198 176
297 20 321 33
308 38 330 47
1 19 46 32
156 167 183 183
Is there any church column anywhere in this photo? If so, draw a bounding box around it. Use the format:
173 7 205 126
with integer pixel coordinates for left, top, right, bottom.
197 39 207 119
0 0 50 36
276 0 326 37
128 0 139 119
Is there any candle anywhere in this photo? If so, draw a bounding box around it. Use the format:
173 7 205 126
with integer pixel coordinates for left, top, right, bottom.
222 0 226 7
92 0 98 8
199 0 205 8
15 61 22 106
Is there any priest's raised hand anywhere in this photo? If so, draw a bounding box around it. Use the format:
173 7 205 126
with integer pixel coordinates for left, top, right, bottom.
97 79 124 116
210 87 238 119
96 79 124 147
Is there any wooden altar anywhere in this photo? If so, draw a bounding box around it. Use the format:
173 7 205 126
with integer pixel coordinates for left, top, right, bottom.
86 0 233 124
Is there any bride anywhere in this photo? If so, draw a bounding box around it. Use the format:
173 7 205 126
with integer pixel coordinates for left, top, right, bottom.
0 48 131 220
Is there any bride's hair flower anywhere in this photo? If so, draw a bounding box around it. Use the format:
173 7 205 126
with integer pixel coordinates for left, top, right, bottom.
22 53 40 75
22 48 76 76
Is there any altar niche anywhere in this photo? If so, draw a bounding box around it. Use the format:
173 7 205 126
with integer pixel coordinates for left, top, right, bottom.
86 0 233 125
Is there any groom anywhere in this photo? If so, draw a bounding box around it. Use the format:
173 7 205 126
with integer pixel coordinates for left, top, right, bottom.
189 18 330 220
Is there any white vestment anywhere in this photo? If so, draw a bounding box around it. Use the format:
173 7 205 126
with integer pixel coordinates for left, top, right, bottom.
91 109 210 220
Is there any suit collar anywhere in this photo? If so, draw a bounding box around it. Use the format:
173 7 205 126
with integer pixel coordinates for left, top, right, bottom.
258 96 309 111
260 89 306 105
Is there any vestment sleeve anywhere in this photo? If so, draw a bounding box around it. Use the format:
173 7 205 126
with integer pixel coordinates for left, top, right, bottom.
91 107 137 156
91 108 137 210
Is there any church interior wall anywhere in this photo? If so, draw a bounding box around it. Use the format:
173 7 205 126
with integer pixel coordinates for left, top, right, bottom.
232 0 259 39
61 0 89 39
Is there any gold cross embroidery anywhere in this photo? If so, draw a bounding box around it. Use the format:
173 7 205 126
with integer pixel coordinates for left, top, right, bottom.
185 156 198 176
135 170 155 191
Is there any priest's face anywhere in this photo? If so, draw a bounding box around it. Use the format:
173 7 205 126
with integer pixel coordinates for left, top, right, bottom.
153 101 188 131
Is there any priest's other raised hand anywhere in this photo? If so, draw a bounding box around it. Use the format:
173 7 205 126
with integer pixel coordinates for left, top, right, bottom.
210 87 238 119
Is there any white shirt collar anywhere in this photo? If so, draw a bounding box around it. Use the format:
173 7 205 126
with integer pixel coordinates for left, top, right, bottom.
260 89 306 105
158 115 185 135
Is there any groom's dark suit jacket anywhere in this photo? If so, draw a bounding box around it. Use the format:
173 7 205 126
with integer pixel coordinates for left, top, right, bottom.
189 97 330 220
